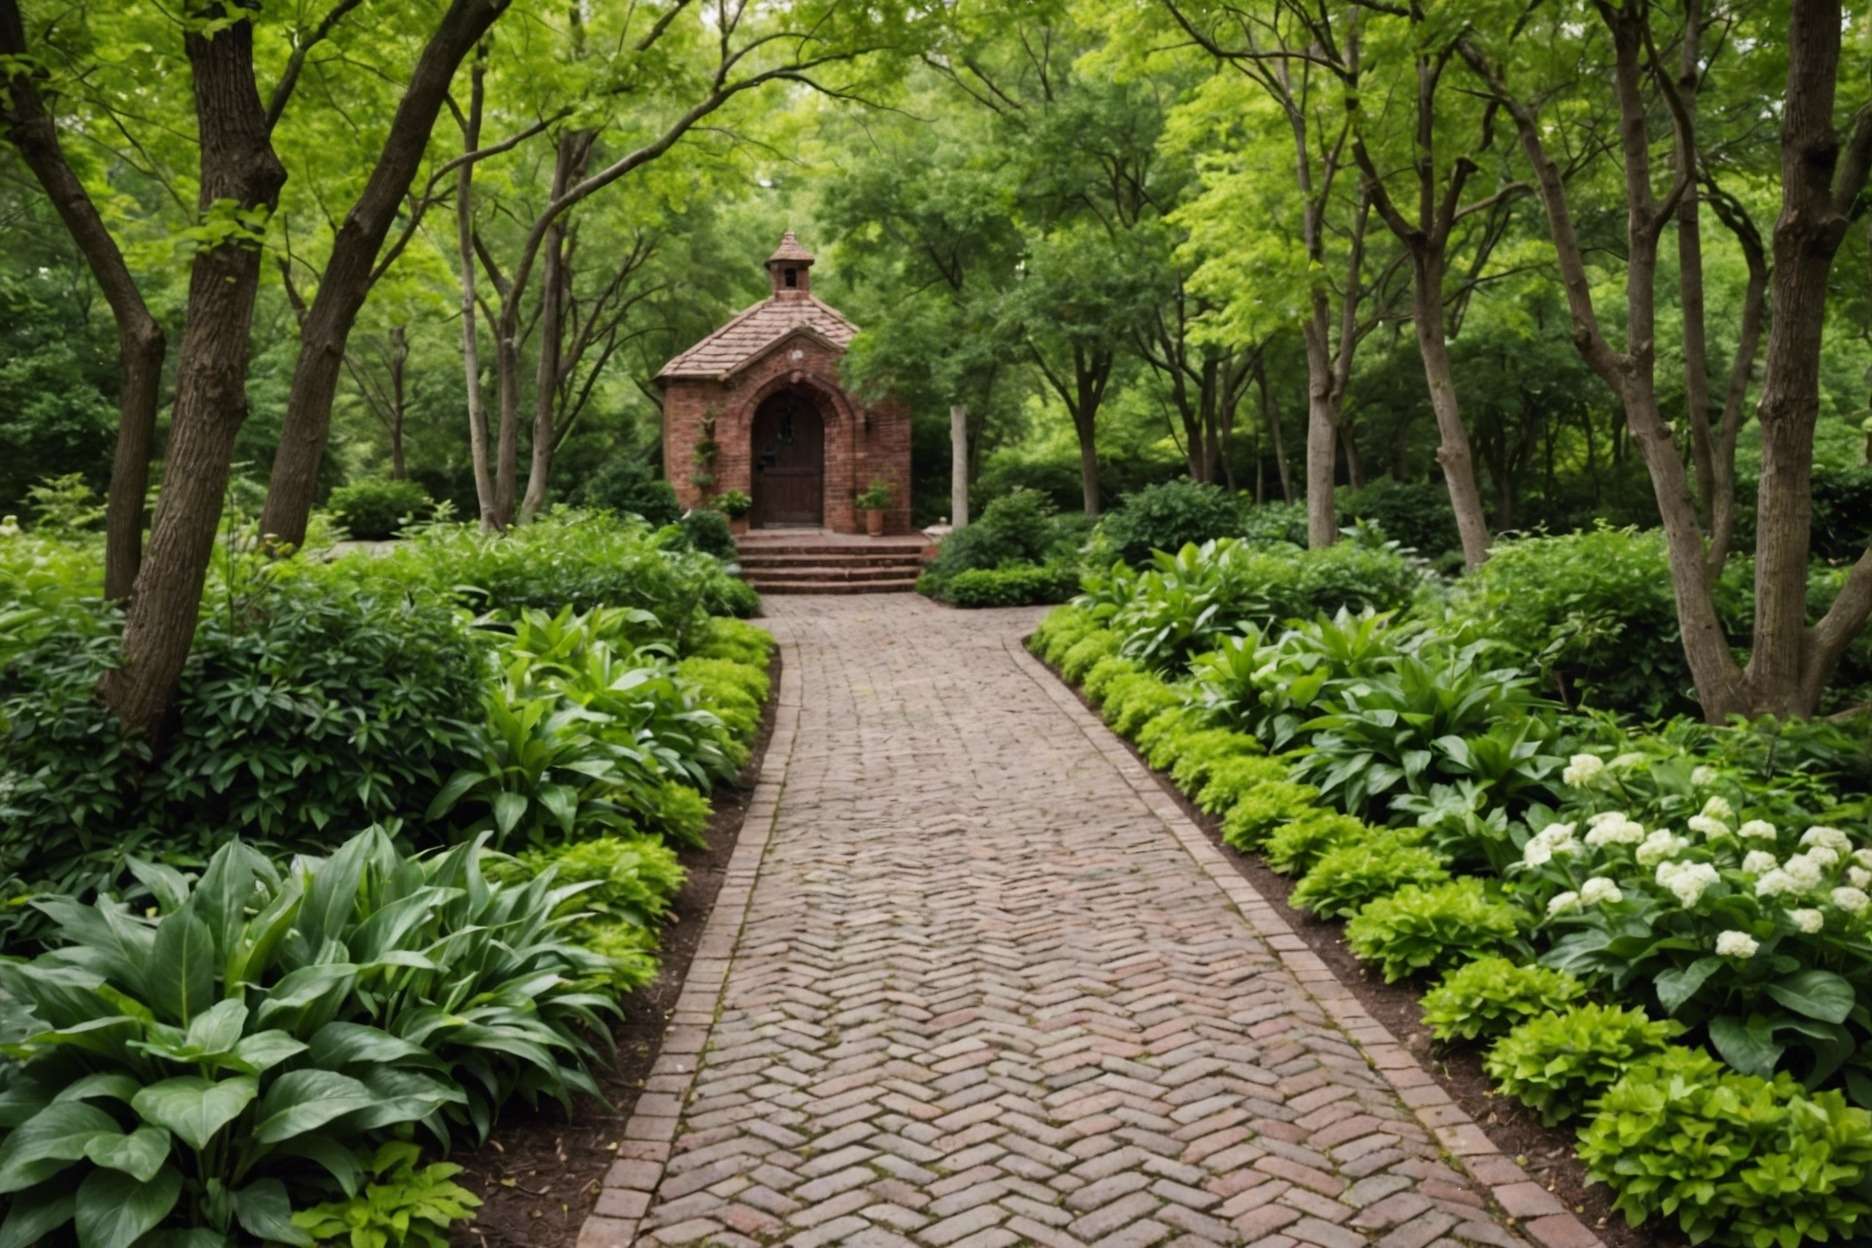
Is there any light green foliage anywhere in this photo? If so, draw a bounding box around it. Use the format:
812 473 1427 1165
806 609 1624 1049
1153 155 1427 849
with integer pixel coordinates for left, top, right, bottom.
1031 606 1099 667
1220 781 1322 851
291 1142 481 1248
1101 672 1182 738
1193 755 1289 814
326 478 435 541
692 617 775 668
1059 629 1121 683
507 835 685 929
1083 654 1144 703
1289 830 1448 916
1484 1004 1683 1125
651 781 712 848
1165 728 1263 796
1137 706 1204 770
678 656 770 743
1264 811 1373 877
1345 879 1525 983
1420 957 1587 1044
1579 1049 1872 1247
22 473 105 531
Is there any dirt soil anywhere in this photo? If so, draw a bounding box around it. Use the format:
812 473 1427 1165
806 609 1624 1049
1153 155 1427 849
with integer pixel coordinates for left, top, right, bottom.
1049 660 1675 1248
449 649 781 1248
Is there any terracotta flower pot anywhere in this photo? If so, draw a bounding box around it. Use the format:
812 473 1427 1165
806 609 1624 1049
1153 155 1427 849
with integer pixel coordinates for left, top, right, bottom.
864 508 885 537
729 515 750 535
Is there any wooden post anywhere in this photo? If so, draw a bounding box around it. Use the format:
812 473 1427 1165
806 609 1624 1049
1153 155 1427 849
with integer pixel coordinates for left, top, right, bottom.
950 403 969 527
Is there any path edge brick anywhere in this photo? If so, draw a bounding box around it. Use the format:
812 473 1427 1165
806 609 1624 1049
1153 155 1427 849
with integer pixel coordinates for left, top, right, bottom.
577 629 805 1248
1007 636 1607 1248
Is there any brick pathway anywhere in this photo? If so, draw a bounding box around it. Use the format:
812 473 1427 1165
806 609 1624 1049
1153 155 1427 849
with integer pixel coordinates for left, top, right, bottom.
580 596 1600 1248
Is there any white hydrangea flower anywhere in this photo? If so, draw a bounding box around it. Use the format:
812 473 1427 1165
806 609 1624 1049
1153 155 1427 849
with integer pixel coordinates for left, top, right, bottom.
1581 877 1623 905
1743 850 1779 875
1687 815 1729 838
1636 830 1690 866
1701 795 1735 823
1757 869 1798 897
1665 862 1720 907
1738 819 1778 841
1851 866 1872 890
1832 887 1870 915
1804 845 1840 869
1563 754 1606 787
1786 855 1826 889
1585 815 1646 848
1802 826 1852 855
1691 765 1718 787
1547 890 1582 916
1715 930 1759 959
1523 840 1554 868
1854 849 1872 870
1790 908 1825 934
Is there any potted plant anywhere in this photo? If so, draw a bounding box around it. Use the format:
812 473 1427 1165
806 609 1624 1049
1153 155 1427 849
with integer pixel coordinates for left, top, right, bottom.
855 480 892 537
717 488 752 533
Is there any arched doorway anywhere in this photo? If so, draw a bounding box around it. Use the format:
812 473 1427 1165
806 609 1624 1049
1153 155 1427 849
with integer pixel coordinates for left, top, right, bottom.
750 389 825 526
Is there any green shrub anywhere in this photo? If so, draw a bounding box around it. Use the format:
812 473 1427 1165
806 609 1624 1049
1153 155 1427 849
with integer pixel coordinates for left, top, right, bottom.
1031 605 1098 666
574 457 683 526
1098 480 1241 566
1446 525 1753 719
1265 811 1373 877
1336 479 1460 557
692 617 774 666
1345 878 1524 983
1237 500 1309 547
927 488 1076 580
1290 830 1448 915
1060 629 1121 683
1579 1048 1872 1247
930 562 1079 608
1082 654 1143 704
328 477 434 541
1103 673 1182 738
679 507 737 560
0 832 612 1242
1137 706 1204 770
1166 728 1263 797
1220 780 1322 851
507 835 684 928
1420 956 1587 1043
1484 1003 1682 1125
1194 755 1289 814
291 1141 481 1248
678 655 769 741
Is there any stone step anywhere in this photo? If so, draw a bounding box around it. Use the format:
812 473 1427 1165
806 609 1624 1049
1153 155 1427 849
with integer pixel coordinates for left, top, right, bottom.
748 578 920 595
737 552 926 570
735 538 927 556
748 564 921 583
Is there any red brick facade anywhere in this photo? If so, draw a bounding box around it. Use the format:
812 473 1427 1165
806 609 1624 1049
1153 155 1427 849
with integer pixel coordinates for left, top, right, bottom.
656 234 913 535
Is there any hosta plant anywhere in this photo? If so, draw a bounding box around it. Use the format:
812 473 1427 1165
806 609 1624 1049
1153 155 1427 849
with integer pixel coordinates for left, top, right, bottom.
1345 878 1526 983
1420 957 1586 1043
1484 1003 1682 1125
1579 1047 1872 1247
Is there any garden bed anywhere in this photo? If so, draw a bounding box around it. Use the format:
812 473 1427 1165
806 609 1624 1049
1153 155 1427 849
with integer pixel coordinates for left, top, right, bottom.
450 648 781 1247
1043 650 1672 1248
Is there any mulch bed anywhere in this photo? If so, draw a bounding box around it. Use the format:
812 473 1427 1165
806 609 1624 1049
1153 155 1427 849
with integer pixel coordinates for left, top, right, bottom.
1043 655 1675 1248
449 648 782 1248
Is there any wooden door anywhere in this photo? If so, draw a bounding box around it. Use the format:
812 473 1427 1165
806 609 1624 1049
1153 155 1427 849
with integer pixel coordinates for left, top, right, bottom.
750 392 824 526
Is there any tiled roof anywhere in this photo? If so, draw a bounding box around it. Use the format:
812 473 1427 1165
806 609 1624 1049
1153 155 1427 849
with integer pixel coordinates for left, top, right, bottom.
768 230 815 264
657 295 859 381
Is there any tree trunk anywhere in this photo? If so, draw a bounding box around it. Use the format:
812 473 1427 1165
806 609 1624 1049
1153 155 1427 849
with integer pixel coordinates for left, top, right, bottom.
520 132 590 523
1414 251 1492 566
98 11 286 738
1 0 165 601
950 403 969 526
456 56 498 528
259 0 510 549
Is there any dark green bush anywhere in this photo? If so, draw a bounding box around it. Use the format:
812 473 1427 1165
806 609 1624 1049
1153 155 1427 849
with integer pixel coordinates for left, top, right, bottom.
928 563 1079 608
574 456 682 526
1098 479 1241 566
926 489 1072 579
1336 479 1461 557
679 507 737 560
327 477 434 541
1237 500 1309 546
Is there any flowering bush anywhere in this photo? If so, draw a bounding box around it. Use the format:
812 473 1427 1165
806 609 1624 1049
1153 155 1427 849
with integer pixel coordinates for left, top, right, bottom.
1513 751 1872 1091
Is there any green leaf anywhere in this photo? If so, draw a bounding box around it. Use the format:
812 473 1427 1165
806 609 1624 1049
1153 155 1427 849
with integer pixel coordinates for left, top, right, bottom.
131 1076 258 1152
1709 1013 1785 1077
0 1100 118 1194
148 905 215 1026
83 1125 172 1183
308 1021 432 1068
229 1030 309 1073
1655 957 1723 1014
184 998 248 1055
1765 969 1856 1025
0 1184 75 1248
53 1073 140 1106
233 1178 312 1246
493 791 529 835
74 1164 182 1248
274 1135 362 1198
250 1070 375 1144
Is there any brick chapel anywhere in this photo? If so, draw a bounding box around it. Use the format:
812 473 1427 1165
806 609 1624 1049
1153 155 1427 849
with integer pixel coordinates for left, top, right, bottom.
656 232 912 534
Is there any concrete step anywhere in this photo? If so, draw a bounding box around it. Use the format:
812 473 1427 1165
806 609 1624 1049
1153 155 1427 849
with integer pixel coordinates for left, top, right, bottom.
749 564 922 583
736 542 927 559
738 552 926 570
748 578 921 595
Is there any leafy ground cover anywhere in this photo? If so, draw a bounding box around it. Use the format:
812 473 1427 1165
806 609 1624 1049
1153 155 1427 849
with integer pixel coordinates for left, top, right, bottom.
1032 525 1872 1248
0 507 774 1245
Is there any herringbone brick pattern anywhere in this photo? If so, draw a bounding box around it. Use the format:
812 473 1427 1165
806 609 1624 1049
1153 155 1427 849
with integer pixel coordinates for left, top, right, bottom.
582 596 1599 1248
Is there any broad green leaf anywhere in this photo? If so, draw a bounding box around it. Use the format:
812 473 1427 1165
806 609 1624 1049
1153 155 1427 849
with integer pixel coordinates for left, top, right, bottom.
184 998 248 1055
308 1021 432 1068
229 1030 308 1073
233 1178 311 1246
493 791 529 835
250 1070 375 1144
274 1134 363 1198
84 1125 172 1183
53 1073 139 1105
0 1100 118 1194
0 1184 74 1248
1655 957 1723 1014
1709 1013 1784 1077
75 1164 183 1248
1765 969 1855 1025
131 1076 258 1152
148 906 215 1025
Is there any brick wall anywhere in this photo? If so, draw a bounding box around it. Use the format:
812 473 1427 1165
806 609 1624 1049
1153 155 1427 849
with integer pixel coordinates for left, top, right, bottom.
660 333 913 535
